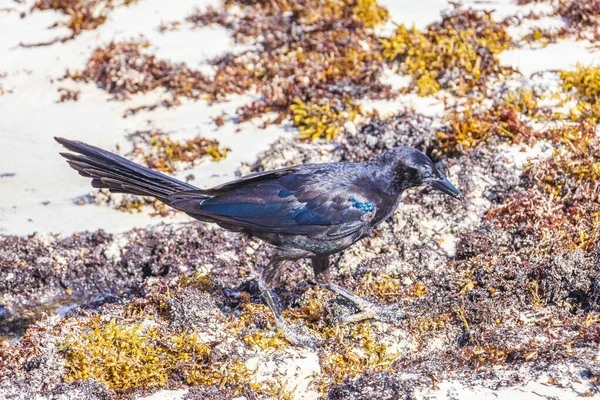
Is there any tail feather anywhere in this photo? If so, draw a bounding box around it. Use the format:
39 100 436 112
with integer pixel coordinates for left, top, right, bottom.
55 137 198 203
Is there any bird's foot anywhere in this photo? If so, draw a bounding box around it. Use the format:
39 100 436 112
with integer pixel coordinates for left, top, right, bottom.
320 282 404 325
339 301 404 325
276 320 320 347
258 275 319 347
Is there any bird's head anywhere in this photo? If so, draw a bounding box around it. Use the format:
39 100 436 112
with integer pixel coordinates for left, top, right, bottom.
385 147 464 202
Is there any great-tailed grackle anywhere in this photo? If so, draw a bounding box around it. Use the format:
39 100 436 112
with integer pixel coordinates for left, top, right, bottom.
56 137 464 344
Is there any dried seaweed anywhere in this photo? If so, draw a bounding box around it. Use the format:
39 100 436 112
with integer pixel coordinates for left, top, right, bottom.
67 0 396 135
126 130 229 172
67 41 207 103
25 0 139 46
556 0 600 31
382 9 513 96
515 0 600 45
435 101 532 156
185 0 395 135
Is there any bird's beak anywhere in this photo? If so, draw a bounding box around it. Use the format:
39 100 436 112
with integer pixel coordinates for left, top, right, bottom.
429 176 465 202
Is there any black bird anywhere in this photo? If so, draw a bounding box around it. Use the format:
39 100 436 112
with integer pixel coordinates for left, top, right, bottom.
55 137 464 344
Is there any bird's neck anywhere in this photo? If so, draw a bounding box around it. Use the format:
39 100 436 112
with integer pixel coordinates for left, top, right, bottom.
365 155 409 197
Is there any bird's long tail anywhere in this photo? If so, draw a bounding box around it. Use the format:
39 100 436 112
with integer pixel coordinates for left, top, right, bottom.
55 137 199 205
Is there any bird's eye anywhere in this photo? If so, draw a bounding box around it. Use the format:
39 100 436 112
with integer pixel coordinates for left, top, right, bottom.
423 172 433 179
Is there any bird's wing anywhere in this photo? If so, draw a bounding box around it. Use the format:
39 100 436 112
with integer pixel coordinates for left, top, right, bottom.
168 169 378 239
177 165 306 196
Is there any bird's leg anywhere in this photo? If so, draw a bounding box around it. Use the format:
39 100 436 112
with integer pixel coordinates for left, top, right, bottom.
258 259 317 346
312 256 404 324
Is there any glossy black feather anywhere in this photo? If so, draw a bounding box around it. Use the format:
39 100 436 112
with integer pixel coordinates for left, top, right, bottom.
55 137 197 203
169 164 380 240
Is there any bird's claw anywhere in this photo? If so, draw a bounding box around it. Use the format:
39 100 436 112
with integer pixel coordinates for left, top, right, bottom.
339 302 404 325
